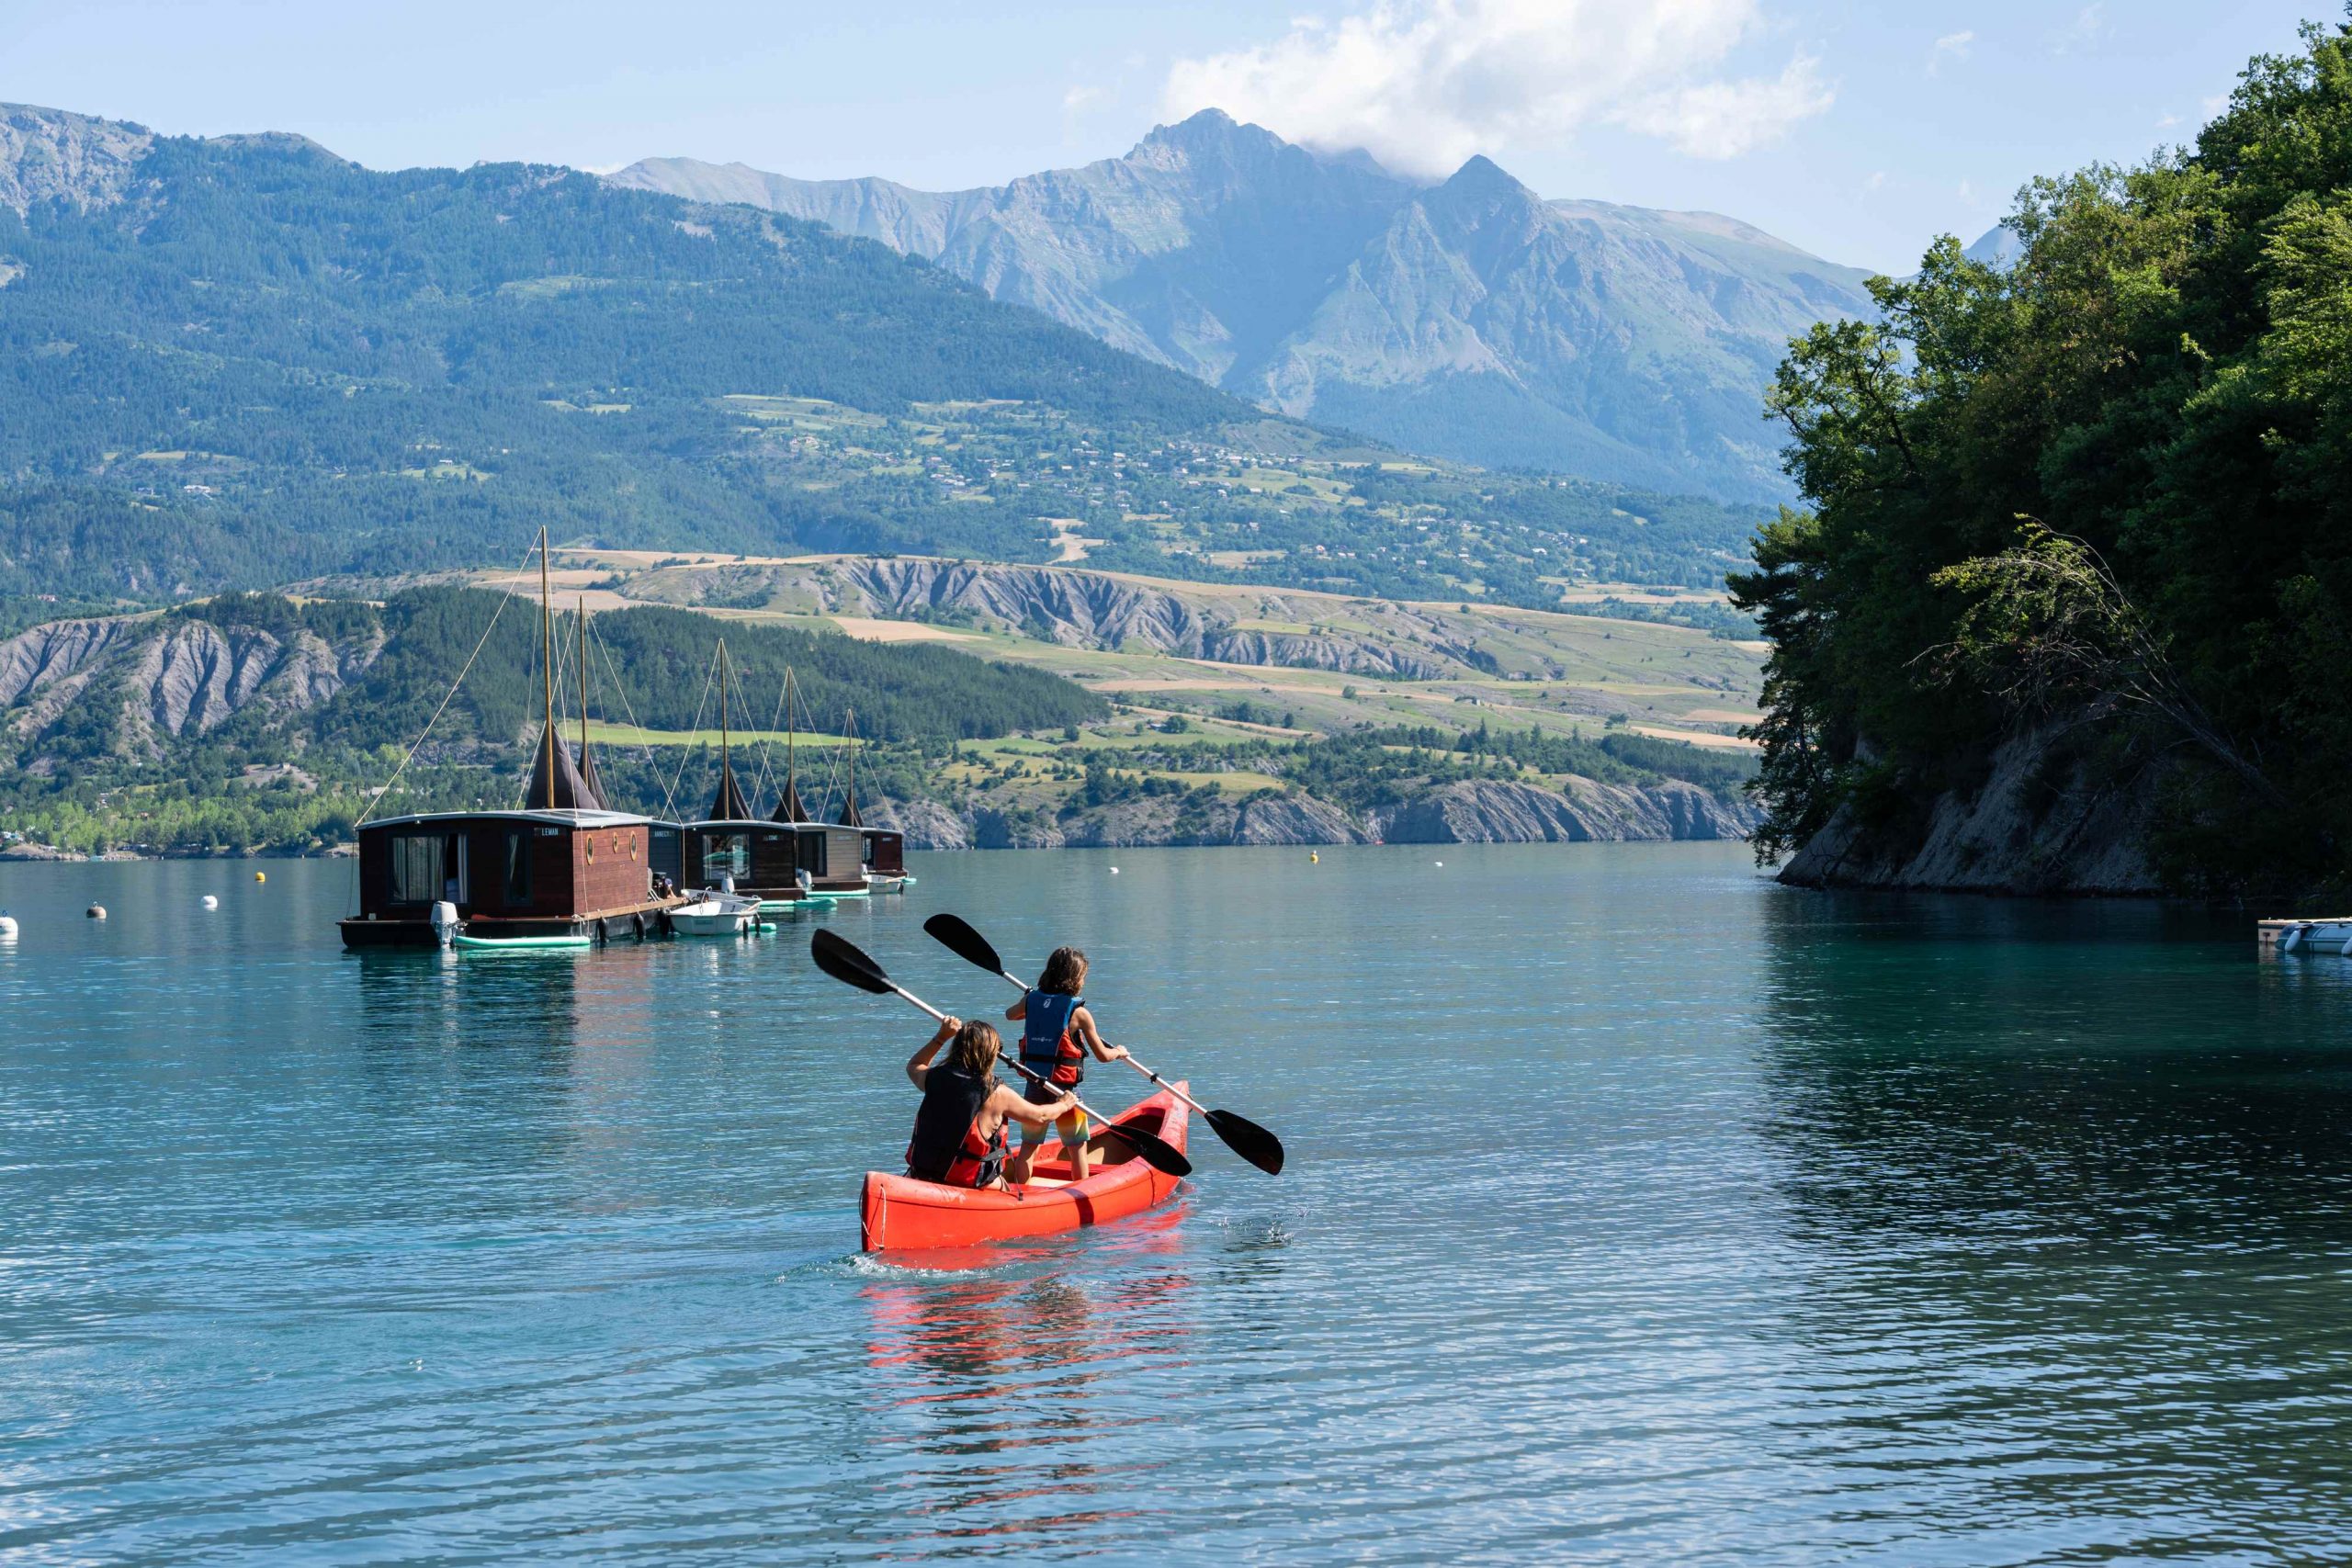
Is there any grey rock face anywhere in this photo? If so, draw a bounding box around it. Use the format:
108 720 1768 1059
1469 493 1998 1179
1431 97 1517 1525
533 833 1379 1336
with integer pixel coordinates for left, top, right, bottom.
0 613 386 755
881 776 1749 853
1230 795 1368 845
0 103 153 217
1779 726 2160 896
866 797 971 852
1374 778 1758 843
641 555 1462 679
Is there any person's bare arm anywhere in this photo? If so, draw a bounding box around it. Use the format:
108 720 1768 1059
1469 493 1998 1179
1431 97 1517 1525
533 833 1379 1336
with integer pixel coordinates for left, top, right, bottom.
994 1084 1076 1130
905 1016 960 1089
1005 996 1028 1023
1071 1005 1129 1064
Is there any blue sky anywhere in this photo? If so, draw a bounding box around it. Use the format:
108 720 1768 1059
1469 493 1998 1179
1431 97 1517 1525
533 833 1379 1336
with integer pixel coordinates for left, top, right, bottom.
0 1 2331 272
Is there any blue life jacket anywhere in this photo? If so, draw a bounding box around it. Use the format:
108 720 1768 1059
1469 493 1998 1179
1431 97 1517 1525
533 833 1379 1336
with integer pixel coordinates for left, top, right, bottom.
1021 988 1086 1087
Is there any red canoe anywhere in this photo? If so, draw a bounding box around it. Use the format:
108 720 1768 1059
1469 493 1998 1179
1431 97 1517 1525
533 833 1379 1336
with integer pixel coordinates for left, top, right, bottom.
860 1085 1191 1252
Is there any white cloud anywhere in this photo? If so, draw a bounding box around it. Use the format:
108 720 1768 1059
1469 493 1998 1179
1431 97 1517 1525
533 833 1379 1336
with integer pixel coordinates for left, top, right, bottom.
2051 5 2107 55
1863 169 1887 192
2155 111 2180 129
1160 0 1834 176
1928 30 1973 76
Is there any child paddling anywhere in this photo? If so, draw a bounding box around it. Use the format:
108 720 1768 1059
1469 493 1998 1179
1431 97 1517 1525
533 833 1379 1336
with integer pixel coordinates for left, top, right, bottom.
1004 946 1128 1184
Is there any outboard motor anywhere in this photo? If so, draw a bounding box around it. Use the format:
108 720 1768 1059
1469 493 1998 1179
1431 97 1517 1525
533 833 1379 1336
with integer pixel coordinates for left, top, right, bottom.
430 900 459 948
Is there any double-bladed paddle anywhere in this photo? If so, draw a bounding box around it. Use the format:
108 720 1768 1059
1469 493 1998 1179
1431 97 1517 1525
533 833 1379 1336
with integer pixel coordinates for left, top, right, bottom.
921 913 1285 1176
808 928 1193 1180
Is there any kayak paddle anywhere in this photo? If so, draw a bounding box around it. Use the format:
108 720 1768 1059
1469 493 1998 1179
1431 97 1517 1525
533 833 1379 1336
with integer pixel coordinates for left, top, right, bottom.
921 912 1285 1176
808 929 1193 1180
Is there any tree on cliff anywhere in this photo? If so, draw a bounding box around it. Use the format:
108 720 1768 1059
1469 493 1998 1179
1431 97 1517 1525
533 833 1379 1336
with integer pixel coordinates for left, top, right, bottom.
1732 16 2352 894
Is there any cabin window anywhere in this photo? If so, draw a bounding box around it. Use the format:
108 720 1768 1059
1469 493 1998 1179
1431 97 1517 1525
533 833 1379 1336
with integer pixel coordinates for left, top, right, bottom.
390 830 465 906
502 829 531 903
703 831 751 881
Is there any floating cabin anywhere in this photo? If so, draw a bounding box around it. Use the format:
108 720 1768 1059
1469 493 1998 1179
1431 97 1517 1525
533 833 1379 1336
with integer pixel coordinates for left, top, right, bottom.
341 730 678 948
673 656 903 906
339 545 685 950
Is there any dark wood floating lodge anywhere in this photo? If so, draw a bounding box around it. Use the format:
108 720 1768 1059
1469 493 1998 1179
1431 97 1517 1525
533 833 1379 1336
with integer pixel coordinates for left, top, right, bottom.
341 702 684 949
340 538 908 950
671 665 907 909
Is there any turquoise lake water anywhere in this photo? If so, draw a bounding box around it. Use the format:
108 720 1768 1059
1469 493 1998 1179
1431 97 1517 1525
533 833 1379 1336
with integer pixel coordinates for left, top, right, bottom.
4 844 2350 1563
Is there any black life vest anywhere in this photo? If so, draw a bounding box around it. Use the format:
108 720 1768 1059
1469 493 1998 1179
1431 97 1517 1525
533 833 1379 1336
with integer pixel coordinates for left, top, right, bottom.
1021 988 1086 1087
904 1064 1008 1188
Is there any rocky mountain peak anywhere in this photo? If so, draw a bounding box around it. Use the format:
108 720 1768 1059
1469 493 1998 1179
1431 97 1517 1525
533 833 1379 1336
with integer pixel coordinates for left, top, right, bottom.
0 103 153 216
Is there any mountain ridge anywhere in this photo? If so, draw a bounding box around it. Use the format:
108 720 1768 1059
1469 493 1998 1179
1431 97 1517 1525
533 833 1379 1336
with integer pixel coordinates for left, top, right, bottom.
610 113 1882 501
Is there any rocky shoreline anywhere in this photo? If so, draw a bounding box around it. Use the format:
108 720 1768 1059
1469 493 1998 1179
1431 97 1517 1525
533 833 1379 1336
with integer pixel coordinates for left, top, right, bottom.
3 778 1758 861
873 776 1758 851
1775 725 2163 897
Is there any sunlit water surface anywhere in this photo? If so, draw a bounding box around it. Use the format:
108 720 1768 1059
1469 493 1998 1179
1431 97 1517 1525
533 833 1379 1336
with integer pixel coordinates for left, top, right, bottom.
3 847 2350 1563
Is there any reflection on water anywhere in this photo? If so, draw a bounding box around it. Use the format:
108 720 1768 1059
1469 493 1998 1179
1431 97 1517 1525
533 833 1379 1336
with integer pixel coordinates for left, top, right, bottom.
6 851 2352 1562
1754 890 2352 1557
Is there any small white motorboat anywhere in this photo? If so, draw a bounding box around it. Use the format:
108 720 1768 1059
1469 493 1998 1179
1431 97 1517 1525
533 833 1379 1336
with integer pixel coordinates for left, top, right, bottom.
2261 918 2352 957
671 890 761 937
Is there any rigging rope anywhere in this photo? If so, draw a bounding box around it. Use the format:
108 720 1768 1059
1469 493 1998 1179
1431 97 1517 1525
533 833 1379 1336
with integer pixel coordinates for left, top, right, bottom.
586 612 660 773
658 643 723 821
356 536 539 831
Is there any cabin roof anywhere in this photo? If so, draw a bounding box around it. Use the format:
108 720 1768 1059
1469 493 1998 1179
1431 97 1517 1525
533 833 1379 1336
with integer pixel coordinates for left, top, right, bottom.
360 808 653 832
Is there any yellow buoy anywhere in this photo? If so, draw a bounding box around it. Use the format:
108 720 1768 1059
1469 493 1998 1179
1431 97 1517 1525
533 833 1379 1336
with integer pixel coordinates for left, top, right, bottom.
254 871 266 884
1310 851 1319 863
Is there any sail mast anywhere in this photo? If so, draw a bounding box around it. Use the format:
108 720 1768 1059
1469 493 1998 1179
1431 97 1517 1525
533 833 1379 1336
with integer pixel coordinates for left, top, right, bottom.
843 706 856 823
576 595 590 765
785 668 797 817
718 638 731 807
538 526 555 811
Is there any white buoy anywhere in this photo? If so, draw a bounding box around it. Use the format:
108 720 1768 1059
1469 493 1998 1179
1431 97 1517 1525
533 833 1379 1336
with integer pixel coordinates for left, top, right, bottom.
1434 861 1444 868
86 904 107 919
201 895 219 910
1110 866 1121 874
0 913 17 939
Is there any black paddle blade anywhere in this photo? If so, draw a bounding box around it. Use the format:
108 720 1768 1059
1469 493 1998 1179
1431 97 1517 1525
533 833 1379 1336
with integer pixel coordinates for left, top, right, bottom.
922 912 1006 977
809 929 892 996
1099 1121 1193 1179
1205 1109 1285 1176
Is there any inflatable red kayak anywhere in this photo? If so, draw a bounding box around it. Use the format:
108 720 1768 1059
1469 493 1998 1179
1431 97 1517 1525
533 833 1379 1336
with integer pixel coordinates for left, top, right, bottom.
860 1085 1190 1252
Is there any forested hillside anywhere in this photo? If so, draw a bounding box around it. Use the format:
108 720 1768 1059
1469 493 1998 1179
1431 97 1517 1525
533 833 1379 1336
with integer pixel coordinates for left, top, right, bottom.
0 104 1766 626
1733 20 2352 897
0 589 1105 852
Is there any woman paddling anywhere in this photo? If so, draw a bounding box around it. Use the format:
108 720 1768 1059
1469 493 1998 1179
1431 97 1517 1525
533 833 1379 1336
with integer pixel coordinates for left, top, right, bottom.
1004 947 1128 1184
902 1017 1077 1190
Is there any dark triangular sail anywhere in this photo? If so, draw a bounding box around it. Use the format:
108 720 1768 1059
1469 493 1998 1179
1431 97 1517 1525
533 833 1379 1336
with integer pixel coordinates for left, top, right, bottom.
707 762 751 822
526 728 605 811
577 741 608 811
837 706 863 827
771 779 811 823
